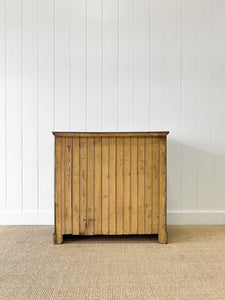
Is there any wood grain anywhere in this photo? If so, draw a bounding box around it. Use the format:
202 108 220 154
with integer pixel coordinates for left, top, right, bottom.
94 137 102 234
152 138 159 230
109 137 116 235
53 132 169 137
72 137 79 235
61 138 65 235
64 137 72 234
53 132 168 243
54 137 63 244
138 137 145 234
87 138 94 235
79 137 87 235
116 137 124 234
145 137 153 233
158 137 168 244
130 137 138 234
102 138 109 234
123 137 131 234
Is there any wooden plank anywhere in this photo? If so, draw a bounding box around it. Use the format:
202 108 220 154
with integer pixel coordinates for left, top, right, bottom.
158 137 167 244
0 0 6 212
86 0 102 131
152 138 159 230
137 137 145 234
79 137 87 235
102 138 109 234
54 0 70 131
181 0 197 211
212 0 225 211
71 0 86 131
6 0 22 212
38 0 54 213
133 0 149 131
61 138 65 234
196 0 213 211
102 0 118 131
94 137 102 234
72 137 80 235
123 137 131 234
118 0 133 130
22 0 38 212
53 132 169 138
54 137 63 244
150 0 166 131
130 137 138 234
64 137 72 234
108 137 116 235
116 137 124 234
87 137 94 235
145 137 153 234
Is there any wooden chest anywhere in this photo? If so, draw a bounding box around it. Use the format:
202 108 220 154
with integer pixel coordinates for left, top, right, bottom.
53 132 169 244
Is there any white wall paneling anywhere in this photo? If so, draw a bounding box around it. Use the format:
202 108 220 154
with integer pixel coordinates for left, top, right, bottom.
5 0 22 212
22 0 38 212
1 0 225 225
0 0 6 212
38 0 54 212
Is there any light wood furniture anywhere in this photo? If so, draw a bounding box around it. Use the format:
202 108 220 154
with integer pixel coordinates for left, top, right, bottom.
53 132 169 244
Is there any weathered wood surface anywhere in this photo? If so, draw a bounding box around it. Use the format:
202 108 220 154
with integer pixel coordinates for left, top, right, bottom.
53 132 168 244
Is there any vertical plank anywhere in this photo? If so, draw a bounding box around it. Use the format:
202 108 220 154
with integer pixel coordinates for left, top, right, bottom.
54 137 62 244
133 0 149 131
158 137 167 244
86 0 102 130
79 137 87 234
102 137 109 234
71 0 86 131
196 0 213 211
137 137 145 234
64 137 72 234
145 137 153 233
118 0 133 130
213 0 225 211
22 0 38 212
123 137 131 234
87 137 94 235
102 0 118 131
94 137 102 234
181 0 197 211
152 138 159 230
6 0 22 212
108 137 116 235
61 138 65 234
54 0 70 131
72 137 79 235
116 137 124 234
38 0 54 213
0 0 6 212
165 0 182 212
150 0 166 131
130 137 137 234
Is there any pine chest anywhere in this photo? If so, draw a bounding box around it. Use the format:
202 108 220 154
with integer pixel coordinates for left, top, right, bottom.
53 132 169 244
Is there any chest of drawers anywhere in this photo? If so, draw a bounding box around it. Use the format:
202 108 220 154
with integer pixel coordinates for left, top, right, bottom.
53 132 169 244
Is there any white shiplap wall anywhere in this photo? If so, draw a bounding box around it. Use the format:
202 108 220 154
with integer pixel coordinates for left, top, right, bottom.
0 0 225 225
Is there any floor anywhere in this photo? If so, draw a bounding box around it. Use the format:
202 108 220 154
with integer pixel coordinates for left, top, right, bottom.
0 225 225 300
